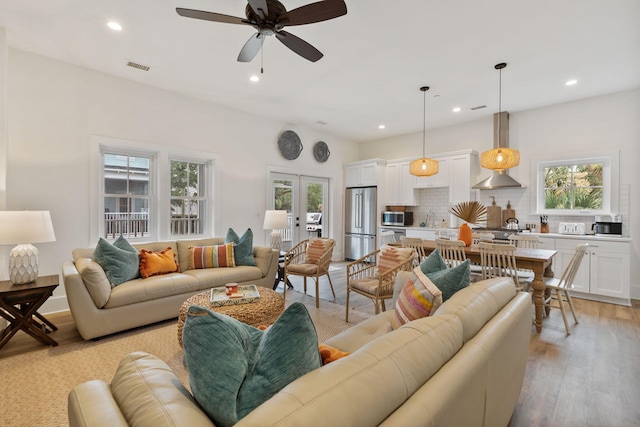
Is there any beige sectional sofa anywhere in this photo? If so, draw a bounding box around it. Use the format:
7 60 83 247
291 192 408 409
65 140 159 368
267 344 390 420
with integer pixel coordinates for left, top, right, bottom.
68 274 532 427
62 238 279 340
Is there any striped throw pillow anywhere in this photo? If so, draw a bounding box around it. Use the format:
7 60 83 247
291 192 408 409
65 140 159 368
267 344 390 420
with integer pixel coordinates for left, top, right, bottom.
376 245 414 276
391 267 443 329
189 244 236 269
305 239 332 265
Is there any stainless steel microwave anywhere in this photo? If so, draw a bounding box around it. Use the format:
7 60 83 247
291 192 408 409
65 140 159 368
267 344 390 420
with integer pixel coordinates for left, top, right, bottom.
381 211 413 226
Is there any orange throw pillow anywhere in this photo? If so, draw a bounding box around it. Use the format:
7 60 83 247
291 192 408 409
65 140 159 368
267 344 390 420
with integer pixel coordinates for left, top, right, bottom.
318 344 350 365
139 247 179 278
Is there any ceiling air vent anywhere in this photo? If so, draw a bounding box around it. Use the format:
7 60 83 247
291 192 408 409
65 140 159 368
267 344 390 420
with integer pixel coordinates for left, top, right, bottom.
470 105 487 111
126 61 150 71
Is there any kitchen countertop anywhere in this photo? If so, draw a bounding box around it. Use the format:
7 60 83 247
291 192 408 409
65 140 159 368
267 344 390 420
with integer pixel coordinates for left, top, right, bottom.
380 225 631 242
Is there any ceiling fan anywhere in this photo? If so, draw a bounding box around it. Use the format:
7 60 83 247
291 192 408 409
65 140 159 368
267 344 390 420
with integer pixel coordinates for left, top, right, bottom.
176 0 347 63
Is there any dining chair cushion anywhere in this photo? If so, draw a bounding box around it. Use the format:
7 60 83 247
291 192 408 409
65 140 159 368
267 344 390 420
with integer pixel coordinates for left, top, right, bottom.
376 245 414 276
225 228 256 266
426 259 471 302
348 277 381 295
391 267 443 330
305 238 333 264
183 302 321 427
286 263 319 275
419 248 448 275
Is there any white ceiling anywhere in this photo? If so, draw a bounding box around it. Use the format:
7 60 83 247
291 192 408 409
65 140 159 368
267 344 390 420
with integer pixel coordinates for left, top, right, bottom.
1 0 639 142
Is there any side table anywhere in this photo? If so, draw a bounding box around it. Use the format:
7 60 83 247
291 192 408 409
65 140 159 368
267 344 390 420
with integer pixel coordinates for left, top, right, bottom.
0 275 59 351
273 251 294 291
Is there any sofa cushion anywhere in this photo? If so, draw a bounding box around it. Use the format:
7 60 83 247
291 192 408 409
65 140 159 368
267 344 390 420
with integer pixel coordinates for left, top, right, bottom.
392 267 443 329
420 248 448 274
427 259 471 302
93 236 140 287
376 245 414 276
183 302 321 427
139 248 179 278
225 228 256 266
188 244 235 269
74 258 111 308
104 273 200 309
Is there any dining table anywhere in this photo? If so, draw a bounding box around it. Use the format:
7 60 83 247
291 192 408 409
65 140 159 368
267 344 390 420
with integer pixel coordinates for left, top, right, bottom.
395 240 557 333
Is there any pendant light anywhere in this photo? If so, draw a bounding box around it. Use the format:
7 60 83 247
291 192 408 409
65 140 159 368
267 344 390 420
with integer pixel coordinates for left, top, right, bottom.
480 63 520 171
409 86 439 177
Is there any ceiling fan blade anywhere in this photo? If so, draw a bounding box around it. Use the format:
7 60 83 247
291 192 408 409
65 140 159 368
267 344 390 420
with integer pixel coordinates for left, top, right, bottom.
176 8 247 25
275 31 323 62
279 0 347 26
237 33 265 62
247 0 269 19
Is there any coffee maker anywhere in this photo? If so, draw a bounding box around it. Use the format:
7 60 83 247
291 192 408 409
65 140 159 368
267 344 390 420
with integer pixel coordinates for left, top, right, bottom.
592 214 622 236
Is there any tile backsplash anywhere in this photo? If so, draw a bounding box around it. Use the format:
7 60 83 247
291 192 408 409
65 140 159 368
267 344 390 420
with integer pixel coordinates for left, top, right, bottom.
406 184 630 236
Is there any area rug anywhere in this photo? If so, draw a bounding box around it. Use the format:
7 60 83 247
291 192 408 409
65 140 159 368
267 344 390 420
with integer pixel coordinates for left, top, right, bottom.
0 291 371 427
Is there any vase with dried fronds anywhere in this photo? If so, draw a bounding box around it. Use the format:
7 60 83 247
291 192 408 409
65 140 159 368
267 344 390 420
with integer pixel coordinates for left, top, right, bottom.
450 201 487 246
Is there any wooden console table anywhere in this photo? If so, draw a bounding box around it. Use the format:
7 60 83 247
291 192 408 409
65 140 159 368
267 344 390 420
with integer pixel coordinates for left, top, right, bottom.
0 275 59 351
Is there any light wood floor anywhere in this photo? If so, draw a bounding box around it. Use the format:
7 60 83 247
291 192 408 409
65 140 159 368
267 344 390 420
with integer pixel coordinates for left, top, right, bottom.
2 262 639 425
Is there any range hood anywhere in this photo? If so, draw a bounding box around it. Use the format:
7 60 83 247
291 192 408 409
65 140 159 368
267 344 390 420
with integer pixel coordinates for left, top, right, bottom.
473 112 526 189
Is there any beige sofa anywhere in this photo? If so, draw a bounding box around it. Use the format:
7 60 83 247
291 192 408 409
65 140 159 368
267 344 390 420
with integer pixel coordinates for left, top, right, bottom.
68 273 532 427
62 238 279 340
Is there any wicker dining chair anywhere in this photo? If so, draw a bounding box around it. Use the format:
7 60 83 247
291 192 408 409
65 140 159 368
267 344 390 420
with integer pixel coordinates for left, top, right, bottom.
283 238 336 308
508 234 541 249
345 246 414 321
478 242 523 291
379 230 397 246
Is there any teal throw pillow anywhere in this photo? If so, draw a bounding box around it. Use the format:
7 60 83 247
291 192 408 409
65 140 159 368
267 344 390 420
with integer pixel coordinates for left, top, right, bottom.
93 236 140 287
183 302 321 427
427 259 471 301
420 248 448 274
225 228 256 266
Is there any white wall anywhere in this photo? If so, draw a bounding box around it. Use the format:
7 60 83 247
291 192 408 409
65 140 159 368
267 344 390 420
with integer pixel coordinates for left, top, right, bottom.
361 89 640 298
2 49 359 313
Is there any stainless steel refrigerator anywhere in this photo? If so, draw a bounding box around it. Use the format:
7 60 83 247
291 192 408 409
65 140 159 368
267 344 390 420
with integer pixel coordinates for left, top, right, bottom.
344 186 377 260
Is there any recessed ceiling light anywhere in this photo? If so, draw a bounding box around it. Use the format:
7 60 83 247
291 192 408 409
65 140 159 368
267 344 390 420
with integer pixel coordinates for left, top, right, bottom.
452 107 461 113
107 21 122 31
249 75 260 82
378 125 386 129
566 79 578 86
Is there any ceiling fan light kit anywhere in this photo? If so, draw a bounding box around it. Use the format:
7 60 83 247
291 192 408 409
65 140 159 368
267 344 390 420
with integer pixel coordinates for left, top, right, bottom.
480 63 520 171
177 0 347 63
410 86 439 177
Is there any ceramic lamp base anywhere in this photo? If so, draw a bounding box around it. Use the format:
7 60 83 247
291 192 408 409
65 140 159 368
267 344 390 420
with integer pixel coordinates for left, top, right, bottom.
270 230 283 251
9 243 39 284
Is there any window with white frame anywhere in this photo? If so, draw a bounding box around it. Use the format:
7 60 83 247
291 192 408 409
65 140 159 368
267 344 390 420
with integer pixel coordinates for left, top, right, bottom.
534 150 618 215
103 151 153 239
93 136 214 241
170 159 208 236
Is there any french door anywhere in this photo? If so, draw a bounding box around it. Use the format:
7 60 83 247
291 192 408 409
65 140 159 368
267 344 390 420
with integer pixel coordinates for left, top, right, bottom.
268 172 329 251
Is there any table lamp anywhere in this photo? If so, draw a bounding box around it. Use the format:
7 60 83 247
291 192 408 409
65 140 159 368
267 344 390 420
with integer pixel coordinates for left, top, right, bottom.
0 211 56 284
263 210 289 251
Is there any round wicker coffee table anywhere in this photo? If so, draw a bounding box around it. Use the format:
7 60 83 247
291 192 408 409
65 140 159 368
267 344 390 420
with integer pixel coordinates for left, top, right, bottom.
177 286 284 347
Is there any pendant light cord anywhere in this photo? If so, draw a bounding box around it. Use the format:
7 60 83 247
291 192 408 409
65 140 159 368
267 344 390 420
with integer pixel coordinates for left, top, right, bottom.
422 89 426 157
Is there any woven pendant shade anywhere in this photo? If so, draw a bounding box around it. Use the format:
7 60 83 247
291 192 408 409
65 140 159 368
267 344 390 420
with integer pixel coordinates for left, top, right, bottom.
480 147 520 171
409 157 439 176
410 86 439 177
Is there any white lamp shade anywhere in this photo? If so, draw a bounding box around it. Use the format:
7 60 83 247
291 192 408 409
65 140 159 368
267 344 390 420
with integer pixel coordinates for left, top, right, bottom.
263 210 289 230
0 211 56 245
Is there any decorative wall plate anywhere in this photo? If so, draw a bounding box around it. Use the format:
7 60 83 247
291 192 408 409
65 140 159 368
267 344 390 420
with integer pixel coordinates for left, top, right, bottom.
277 130 303 160
313 141 330 163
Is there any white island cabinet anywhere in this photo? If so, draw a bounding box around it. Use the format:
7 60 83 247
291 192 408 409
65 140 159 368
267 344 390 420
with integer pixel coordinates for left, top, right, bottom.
554 237 630 305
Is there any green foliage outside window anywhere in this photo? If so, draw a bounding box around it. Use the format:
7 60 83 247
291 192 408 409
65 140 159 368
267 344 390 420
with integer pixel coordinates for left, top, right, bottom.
544 163 603 210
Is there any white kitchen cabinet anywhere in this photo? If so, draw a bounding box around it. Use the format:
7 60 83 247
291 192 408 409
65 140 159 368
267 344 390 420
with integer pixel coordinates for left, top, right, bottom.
385 161 416 205
344 159 386 187
413 156 449 188
554 238 630 304
537 236 556 250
